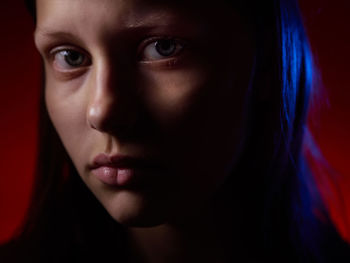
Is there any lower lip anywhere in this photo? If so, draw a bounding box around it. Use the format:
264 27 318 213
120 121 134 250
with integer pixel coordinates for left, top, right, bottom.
92 166 134 186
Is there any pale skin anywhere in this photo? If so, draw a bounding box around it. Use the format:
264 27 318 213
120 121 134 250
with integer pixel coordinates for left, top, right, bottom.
34 0 256 262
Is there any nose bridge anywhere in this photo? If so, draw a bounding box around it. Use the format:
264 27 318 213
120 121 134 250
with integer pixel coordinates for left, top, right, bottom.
87 57 137 133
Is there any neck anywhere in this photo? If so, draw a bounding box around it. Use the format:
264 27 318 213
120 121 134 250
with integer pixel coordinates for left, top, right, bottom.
125 182 261 263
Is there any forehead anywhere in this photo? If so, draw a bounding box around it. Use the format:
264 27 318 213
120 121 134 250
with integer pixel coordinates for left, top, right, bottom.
35 0 244 33
34 0 255 58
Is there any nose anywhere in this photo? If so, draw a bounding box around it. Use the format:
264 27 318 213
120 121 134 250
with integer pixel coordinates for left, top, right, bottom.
86 59 138 135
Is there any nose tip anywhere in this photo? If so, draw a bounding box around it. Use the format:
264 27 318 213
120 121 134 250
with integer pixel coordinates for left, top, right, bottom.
87 105 102 130
87 94 138 135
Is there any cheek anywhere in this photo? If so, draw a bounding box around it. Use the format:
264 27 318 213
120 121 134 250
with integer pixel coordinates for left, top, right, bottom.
140 59 252 208
44 78 90 173
141 68 203 121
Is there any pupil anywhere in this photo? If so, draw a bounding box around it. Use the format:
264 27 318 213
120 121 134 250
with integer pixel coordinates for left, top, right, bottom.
65 51 83 66
155 40 176 56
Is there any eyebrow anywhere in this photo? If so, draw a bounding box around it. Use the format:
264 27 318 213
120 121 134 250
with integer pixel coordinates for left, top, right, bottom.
34 9 195 37
34 28 85 51
35 30 76 40
34 22 195 49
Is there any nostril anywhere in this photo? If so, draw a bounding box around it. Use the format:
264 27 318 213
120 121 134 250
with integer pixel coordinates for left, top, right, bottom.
87 102 139 137
88 120 98 130
86 84 141 136
87 106 102 130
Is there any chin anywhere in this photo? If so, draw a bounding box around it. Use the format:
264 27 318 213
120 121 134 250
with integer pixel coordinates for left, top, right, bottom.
101 189 168 228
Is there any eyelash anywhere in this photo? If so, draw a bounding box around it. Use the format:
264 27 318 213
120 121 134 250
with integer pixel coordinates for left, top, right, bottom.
49 37 187 72
138 37 186 62
50 48 91 71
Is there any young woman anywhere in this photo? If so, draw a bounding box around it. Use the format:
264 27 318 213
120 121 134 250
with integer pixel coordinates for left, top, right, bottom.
1 0 349 262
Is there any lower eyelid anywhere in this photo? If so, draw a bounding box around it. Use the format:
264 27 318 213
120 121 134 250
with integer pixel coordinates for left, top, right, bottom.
50 65 90 81
138 56 186 70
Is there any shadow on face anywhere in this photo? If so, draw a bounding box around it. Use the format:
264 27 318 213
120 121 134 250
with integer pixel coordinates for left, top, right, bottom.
34 0 256 227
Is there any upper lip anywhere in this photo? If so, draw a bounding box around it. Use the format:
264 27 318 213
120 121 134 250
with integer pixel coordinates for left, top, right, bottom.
89 153 161 170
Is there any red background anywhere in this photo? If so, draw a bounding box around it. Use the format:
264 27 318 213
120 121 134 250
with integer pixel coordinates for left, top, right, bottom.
0 0 349 244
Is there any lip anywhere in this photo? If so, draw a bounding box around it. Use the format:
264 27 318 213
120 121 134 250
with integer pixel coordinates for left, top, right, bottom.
89 153 162 186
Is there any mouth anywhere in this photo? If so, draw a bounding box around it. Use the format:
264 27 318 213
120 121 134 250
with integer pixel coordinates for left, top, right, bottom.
89 153 164 187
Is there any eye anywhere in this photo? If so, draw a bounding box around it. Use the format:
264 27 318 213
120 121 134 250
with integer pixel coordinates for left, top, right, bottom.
140 38 185 61
52 49 91 70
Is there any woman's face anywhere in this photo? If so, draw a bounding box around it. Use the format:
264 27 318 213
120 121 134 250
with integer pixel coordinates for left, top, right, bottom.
35 0 255 226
